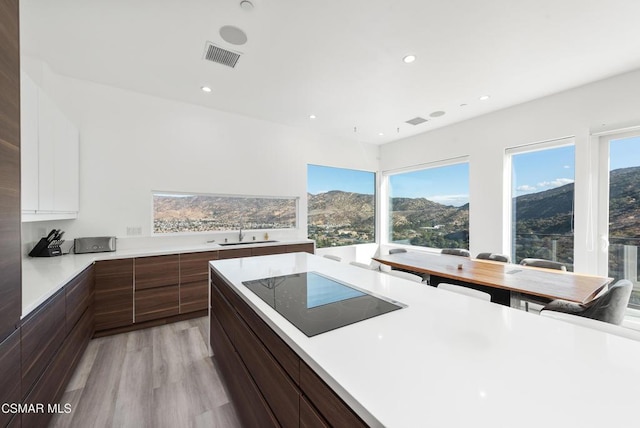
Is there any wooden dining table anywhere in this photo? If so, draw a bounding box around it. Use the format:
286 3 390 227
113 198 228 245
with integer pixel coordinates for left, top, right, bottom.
373 251 612 306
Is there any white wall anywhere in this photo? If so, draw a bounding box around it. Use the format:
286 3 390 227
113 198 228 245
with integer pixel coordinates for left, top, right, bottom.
380 69 640 275
21 61 380 250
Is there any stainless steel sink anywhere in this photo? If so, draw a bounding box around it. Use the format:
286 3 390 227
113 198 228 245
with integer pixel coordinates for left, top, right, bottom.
218 240 278 246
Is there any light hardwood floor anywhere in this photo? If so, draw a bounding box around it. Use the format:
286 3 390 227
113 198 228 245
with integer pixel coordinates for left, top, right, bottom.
49 317 242 428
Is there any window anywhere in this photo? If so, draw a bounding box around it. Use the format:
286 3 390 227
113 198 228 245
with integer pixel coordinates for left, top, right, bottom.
307 164 375 248
153 192 297 234
386 161 469 249
508 139 575 270
599 132 640 309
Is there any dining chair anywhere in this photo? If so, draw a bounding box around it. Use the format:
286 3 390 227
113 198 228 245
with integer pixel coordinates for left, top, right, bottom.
540 279 632 325
476 252 510 263
441 248 470 257
323 254 342 262
520 258 566 271
540 310 640 341
437 283 491 301
388 248 408 254
385 270 424 283
349 261 378 270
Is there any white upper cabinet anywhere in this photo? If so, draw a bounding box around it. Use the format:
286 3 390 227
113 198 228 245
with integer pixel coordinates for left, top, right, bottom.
21 71 79 222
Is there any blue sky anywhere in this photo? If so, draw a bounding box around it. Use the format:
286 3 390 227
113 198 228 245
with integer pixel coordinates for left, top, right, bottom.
610 135 640 170
388 163 469 206
307 164 375 195
512 145 575 196
308 137 640 204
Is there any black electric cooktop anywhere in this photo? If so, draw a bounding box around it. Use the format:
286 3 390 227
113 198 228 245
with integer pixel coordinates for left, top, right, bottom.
242 271 405 337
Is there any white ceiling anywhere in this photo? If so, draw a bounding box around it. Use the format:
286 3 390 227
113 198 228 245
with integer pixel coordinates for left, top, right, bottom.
20 0 640 145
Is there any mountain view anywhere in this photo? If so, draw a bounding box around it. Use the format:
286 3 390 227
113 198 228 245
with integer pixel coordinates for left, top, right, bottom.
153 194 296 233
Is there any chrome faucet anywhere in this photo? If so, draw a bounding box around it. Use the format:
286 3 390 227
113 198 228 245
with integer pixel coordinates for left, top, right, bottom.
238 224 245 242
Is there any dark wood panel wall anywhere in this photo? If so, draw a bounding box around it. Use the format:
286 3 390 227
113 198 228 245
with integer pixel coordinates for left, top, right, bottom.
0 0 22 343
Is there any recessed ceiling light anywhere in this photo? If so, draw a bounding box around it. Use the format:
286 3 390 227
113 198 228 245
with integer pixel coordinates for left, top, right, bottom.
309 114 316 119
379 132 384 136
479 95 490 101
201 86 212 93
219 25 248 46
429 111 446 118
403 55 416 64
460 103 468 107
240 0 254 11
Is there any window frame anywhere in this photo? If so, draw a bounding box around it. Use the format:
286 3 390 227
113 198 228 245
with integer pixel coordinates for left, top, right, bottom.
382 156 470 251
505 136 575 266
151 190 300 236
306 164 377 249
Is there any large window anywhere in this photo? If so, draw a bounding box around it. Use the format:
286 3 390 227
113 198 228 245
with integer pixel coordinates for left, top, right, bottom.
599 132 640 309
153 192 297 234
307 164 375 248
387 161 469 249
508 139 575 270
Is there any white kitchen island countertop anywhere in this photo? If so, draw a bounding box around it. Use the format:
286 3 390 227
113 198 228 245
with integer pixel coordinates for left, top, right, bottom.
21 239 313 318
210 252 640 428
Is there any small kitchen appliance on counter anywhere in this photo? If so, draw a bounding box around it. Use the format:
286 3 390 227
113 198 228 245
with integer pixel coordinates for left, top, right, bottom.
29 229 65 257
74 236 116 254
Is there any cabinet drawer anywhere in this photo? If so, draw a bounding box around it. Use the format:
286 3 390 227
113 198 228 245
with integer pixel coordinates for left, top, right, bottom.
211 283 299 428
95 259 133 331
21 291 66 398
65 265 94 333
218 248 252 259
135 285 179 323
22 307 92 428
286 243 315 254
300 361 367 428
251 245 288 256
180 281 208 314
180 251 219 283
0 328 21 428
135 255 179 290
300 395 329 428
211 269 300 383
210 312 278 428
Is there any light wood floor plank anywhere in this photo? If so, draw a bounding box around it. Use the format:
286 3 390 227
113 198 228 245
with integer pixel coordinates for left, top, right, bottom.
48 317 240 428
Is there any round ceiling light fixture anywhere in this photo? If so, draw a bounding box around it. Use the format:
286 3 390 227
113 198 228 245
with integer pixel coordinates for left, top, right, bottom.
240 0 254 11
379 132 384 136
479 95 491 101
219 25 248 46
429 111 446 118
201 86 212 93
403 54 416 64
309 114 316 119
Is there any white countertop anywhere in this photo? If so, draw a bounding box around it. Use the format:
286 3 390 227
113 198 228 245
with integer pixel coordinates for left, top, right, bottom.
210 253 640 428
21 239 313 318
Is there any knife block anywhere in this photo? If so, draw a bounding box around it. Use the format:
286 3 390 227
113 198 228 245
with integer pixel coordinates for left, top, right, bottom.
29 238 63 257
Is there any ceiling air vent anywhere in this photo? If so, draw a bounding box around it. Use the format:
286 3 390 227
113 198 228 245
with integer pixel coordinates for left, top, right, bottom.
203 42 241 68
405 117 428 125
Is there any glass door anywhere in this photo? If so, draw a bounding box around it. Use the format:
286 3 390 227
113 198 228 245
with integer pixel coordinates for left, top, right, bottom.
599 132 640 309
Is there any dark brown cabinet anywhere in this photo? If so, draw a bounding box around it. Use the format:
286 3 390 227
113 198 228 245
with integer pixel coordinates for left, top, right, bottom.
134 255 179 322
0 328 21 428
20 291 66 398
95 259 134 331
0 0 21 344
210 263 364 428
65 265 94 334
179 251 219 314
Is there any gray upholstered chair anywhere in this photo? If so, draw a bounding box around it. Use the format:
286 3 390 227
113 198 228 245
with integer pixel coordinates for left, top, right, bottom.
441 248 470 257
540 310 640 341
540 279 633 325
388 248 408 254
476 252 510 263
437 283 491 301
520 258 566 271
